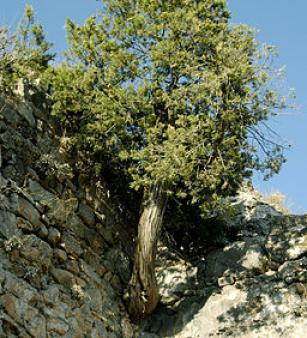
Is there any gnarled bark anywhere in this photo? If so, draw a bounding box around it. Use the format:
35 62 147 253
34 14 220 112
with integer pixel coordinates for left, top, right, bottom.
127 184 167 320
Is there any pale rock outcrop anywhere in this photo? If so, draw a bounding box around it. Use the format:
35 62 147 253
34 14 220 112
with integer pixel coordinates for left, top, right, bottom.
141 189 307 337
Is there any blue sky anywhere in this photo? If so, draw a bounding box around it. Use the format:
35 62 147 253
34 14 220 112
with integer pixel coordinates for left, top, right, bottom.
0 0 101 58
228 1 307 213
1 1 306 213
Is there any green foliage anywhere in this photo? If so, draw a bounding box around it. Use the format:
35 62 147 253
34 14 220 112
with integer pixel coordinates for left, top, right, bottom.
49 0 288 216
0 5 54 95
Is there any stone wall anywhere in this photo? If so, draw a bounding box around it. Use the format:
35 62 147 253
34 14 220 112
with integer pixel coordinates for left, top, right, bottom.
0 94 136 337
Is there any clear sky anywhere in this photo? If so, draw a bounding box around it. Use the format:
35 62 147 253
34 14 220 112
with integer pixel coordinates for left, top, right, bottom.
228 1 307 213
1 1 306 213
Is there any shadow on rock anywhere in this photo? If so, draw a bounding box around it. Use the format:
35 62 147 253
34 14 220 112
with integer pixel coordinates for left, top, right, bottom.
212 215 307 337
140 213 307 337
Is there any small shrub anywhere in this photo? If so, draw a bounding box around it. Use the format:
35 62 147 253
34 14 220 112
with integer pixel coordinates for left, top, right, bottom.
262 191 292 214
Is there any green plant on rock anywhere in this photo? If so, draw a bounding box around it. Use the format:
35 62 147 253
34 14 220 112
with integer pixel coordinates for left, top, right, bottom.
49 0 290 319
4 236 24 252
0 5 54 96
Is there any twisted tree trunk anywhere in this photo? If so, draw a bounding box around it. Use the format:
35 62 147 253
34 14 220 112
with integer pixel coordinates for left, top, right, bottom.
127 184 168 320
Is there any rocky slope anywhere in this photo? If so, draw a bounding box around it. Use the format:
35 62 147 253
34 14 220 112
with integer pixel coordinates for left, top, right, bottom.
141 190 307 337
0 93 136 337
0 90 306 338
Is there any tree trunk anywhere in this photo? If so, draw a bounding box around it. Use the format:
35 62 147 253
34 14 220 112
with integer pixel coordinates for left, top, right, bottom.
126 184 168 320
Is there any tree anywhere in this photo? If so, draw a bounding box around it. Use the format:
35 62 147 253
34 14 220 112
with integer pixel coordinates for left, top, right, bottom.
0 5 53 96
49 0 288 319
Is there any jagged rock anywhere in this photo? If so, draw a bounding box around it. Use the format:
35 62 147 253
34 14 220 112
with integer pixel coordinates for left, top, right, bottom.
67 215 88 238
47 198 75 224
204 239 268 285
28 179 57 208
96 221 117 244
16 217 34 232
0 173 7 188
222 186 282 235
14 101 36 127
0 293 46 338
0 103 20 127
0 94 135 337
65 258 81 274
218 276 235 287
42 285 60 305
61 232 83 257
121 318 134 338
142 192 307 338
278 257 307 282
54 248 67 262
266 216 307 263
1 93 306 338
47 317 70 336
80 259 102 285
105 248 131 283
38 224 49 239
156 245 198 304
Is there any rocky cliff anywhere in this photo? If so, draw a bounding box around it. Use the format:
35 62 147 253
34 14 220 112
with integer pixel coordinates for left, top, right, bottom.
142 189 307 337
0 93 136 337
0 92 306 338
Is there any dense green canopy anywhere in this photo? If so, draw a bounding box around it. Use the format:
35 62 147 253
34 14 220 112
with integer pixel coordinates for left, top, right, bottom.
49 0 286 215
0 0 291 318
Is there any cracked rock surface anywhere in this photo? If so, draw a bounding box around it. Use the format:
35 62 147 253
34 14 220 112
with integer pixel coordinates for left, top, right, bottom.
1 93 306 338
0 94 136 338
141 192 307 338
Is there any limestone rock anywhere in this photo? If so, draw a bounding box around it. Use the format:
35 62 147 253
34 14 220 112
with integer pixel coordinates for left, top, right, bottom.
5 92 306 338
266 216 307 262
204 240 267 284
0 173 7 188
143 199 307 338
14 101 36 127
218 276 235 287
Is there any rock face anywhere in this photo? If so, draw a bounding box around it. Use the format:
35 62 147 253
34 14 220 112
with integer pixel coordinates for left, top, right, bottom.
0 94 136 337
142 190 307 338
1 92 306 338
